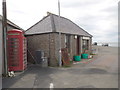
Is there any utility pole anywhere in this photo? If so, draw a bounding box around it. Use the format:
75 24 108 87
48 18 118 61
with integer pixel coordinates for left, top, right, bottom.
58 0 62 67
2 0 8 76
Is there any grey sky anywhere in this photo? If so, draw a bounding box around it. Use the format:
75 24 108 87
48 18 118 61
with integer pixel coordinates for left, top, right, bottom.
0 0 119 42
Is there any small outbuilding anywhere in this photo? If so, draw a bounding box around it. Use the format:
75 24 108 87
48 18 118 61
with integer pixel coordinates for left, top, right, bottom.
25 12 92 66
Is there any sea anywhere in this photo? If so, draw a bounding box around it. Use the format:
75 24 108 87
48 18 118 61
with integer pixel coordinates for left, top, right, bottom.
96 42 119 47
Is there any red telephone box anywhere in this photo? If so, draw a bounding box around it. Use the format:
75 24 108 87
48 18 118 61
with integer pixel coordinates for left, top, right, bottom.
7 29 27 71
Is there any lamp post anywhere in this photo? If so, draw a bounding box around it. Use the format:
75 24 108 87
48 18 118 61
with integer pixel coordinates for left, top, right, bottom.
2 0 8 76
58 0 62 67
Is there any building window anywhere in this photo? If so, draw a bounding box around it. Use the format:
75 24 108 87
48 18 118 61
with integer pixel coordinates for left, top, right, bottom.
65 34 70 52
82 39 89 50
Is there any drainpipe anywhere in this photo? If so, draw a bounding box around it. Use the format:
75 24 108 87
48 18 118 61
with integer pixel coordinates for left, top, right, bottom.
2 0 8 76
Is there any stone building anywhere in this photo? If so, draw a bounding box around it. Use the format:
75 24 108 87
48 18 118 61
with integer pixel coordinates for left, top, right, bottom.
25 13 92 66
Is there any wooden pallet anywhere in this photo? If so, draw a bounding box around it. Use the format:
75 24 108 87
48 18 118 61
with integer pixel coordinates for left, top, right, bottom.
61 48 70 66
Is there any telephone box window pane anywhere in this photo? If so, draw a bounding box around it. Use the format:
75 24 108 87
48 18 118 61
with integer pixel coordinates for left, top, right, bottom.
10 45 18 48
10 38 19 41
10 42 18 45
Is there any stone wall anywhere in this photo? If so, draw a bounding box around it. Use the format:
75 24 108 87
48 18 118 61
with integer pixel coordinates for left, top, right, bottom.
26 33 58 66
26 34 50 63
26 33 92 66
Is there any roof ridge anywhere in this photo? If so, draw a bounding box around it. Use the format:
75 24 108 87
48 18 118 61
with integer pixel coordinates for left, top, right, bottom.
49 13 56 32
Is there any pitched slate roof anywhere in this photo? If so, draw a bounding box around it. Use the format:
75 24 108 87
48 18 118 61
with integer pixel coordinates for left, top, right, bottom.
25 12 92 37
0 15 23 30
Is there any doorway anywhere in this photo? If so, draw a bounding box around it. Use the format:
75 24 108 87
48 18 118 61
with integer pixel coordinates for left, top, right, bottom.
76 36 80 55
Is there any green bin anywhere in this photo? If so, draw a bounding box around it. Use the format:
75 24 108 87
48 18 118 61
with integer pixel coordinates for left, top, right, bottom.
73 55 81 61
81 54 88 59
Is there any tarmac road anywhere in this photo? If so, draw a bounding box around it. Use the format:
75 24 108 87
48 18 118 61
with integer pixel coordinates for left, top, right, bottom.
2 46 118 88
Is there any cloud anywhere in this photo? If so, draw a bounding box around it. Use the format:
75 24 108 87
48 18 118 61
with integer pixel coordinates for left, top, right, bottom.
0 0 119 43
61 0 102 8
69 0 118 42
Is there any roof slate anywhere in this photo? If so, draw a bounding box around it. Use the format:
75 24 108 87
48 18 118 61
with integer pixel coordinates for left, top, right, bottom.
25 13 92 37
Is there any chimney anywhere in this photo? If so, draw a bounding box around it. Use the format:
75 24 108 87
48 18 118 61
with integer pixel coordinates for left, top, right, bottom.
47 12 52 15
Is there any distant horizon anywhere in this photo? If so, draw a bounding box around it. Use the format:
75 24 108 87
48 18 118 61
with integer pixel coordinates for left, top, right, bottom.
93 42 118 43
93 42 119 47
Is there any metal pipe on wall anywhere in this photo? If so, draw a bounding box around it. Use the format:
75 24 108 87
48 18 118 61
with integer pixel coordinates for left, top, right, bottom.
2 0 8 76
58 0 62 67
